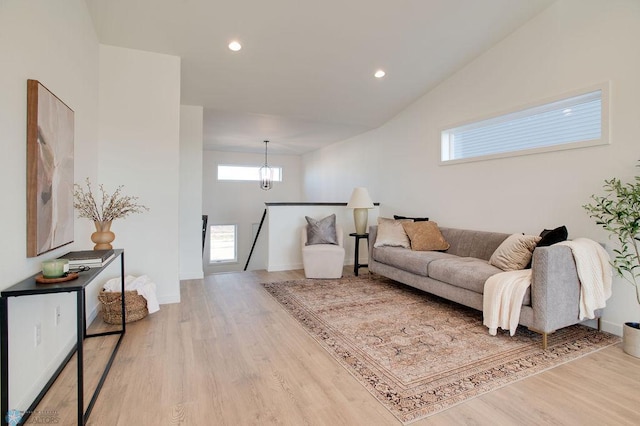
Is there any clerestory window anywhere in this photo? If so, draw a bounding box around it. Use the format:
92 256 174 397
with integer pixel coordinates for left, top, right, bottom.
217 165 282 182
441 85 609 164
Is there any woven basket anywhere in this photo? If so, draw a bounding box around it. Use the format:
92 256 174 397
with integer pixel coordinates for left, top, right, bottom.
98 289 148 324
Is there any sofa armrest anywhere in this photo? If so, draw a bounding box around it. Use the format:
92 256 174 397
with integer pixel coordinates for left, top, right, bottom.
530 245 582 332
368 225 378 262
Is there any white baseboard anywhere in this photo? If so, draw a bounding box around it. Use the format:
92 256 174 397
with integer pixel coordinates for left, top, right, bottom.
267 260 369 272
87 303 99 325
267 262 303 272
179 271 204 280
158 293 181 305
601 319 623 337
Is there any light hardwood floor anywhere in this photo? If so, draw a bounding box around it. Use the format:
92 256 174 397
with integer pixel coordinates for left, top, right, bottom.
36 268 640 425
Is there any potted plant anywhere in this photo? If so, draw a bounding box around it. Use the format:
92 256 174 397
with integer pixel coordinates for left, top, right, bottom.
583 162 640 358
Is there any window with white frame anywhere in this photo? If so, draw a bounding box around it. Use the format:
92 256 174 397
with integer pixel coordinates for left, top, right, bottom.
217 165 283 182
441 86 608 164
209 224 237 263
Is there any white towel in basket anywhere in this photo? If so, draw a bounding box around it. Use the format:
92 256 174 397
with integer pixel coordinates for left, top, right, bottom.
103 275 160 314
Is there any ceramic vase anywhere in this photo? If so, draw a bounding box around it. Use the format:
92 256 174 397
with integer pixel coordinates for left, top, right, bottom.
91 220 115 250
623 322 640 358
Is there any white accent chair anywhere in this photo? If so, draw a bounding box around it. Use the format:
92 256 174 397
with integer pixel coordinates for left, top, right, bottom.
301 225 345 279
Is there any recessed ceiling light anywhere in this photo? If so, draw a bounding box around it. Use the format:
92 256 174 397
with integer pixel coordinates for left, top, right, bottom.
374 70 386 78
228 41 242 52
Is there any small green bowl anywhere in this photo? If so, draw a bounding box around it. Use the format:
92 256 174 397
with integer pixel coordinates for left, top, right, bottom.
42 259 69 278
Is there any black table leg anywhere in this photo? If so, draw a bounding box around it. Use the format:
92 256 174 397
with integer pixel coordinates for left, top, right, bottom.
1 297 8 426
349 233 369 277
77 290 84 425
354 239 360 276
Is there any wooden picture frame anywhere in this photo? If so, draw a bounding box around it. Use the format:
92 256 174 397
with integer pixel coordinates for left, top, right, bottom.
26 80 75 257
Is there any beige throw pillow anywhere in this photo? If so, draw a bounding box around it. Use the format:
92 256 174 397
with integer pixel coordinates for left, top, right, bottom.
401 221 450 251
489 233 542 271
374 217 411 248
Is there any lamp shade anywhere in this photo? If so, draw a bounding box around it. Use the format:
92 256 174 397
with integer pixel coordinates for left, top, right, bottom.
346 187 374 209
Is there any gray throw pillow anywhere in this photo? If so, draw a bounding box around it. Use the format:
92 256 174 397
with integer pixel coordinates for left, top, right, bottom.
305 214 338 245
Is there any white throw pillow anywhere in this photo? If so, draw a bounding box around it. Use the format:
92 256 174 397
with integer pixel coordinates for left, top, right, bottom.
374 217 411 248
489 233 541 271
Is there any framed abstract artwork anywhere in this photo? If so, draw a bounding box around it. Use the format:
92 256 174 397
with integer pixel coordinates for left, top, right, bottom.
26 79 75 257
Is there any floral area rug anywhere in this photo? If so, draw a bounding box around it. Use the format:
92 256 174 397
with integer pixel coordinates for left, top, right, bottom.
262 275 620 424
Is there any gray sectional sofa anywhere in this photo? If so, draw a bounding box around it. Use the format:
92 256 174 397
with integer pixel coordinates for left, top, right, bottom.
368 225 598 348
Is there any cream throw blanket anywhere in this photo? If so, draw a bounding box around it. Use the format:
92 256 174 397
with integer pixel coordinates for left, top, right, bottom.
557 238 612 320
483 269 532 336
483 238 612 336
104 275 161 314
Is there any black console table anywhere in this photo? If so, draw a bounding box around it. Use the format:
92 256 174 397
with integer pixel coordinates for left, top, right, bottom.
349 233 369 276
1 249 125 425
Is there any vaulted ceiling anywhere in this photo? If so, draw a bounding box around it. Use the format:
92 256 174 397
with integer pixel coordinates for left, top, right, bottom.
86 0 555 155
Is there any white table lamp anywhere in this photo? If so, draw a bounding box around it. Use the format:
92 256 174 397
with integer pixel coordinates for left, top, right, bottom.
347 187 374 234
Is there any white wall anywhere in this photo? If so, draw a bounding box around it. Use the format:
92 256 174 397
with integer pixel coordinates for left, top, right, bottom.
179 105 204 280
303 0 640 335
98 45 182 303
266 204 379 271
202 151 303 273
0 0 100 410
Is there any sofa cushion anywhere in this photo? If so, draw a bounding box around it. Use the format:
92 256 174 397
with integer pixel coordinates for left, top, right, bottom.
428 257 531 305
428 257 504 294
402 221 450 251
374 217 411 248
439 228 510 261
372 246 458 276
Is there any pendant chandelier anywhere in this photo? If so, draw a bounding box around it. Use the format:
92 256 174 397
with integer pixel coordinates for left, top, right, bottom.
259 140 273 191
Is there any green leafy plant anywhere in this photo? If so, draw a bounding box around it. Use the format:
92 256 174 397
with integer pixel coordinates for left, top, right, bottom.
583 163 640 304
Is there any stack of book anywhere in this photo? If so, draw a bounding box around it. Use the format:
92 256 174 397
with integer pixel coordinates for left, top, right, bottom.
59 249 115 268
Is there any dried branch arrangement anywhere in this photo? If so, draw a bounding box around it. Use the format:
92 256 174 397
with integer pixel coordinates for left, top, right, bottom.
73 178 149 222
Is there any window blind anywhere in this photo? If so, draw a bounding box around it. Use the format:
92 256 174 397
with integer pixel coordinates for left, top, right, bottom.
442 90 603 162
